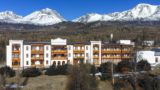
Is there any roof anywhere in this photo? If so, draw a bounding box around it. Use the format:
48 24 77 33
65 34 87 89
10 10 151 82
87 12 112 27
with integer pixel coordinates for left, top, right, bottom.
67 42 90 45
24 42 50 45
151 48 160 52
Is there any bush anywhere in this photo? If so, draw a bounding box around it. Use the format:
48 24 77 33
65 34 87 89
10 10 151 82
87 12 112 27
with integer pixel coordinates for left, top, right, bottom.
99 62 115 80
137 60 151 71
45 64 69 76
0 66 15 77
116 60 134 73
45 65 57 75
22 67 41 77
66 64 98 90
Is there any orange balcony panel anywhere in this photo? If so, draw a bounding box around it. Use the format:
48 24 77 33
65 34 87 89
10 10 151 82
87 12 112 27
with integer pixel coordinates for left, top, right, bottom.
102 50 122 53
52 57 67 60
31 50 44 54
31 57 44 60
73 50 84 53
122 56 131 59
93 50 99 52
102 56 122 59
122 50 131 53
12 65 20 68
12 58 20 61
31 64 44 68
52 50 67 53
12 50 20 53
74 56 84 59
93 56 99 59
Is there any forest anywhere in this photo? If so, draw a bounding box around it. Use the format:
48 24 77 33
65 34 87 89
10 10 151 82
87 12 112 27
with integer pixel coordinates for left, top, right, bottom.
0 21 160 62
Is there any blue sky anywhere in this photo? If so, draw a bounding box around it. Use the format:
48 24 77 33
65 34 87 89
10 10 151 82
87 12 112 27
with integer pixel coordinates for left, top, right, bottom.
0 0 160 20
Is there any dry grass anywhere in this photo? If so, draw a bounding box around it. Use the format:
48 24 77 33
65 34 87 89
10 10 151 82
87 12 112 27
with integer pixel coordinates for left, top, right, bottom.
7 75 113 90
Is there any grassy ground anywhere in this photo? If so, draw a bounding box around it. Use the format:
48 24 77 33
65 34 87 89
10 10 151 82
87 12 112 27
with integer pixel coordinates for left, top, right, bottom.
7 75 113 90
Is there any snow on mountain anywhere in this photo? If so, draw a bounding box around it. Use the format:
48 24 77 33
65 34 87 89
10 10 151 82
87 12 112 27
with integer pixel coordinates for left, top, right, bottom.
73 3 160 23
0 8 65 25
0 3 160 25
22 8 65 25
0 11 23 23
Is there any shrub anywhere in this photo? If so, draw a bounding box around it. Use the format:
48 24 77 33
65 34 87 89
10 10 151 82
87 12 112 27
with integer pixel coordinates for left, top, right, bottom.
45 64 69 76
0 66 15 77
45 65 57 75
90 65 98 76
137 60 151 71
99 62 115 80
22 67 41 77
66 64 98 90
116 60 134 73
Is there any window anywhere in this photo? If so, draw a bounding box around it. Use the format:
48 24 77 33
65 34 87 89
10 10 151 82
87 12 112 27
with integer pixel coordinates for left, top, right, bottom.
69 46 71 50
46 53 48 58
86 53 89 57
26 46 29 50
68 53 71 57
46 60 48 64
26 61 29 65
86 46 88 50
46 46 48 50
155 58 158 63
26 54 29 58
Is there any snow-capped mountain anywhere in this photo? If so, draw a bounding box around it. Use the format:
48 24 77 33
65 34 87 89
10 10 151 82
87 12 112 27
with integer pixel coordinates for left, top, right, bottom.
22 8 65 25
73 3 160 23
0 11 23 23
0 8 65 25
0 3 160 25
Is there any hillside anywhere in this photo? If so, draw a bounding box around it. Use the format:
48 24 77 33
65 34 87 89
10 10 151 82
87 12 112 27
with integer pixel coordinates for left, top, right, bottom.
0 21 160 61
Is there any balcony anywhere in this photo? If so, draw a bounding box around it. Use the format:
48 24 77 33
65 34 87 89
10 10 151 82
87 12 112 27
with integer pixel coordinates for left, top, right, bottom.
52 57 67 60
122 56 131 59
52 50 67 54
73 49 84 53
74 56 84 59
121 50 131 53
31 64 44 68
12 50 20 53
102 56 121 59
102 50 122 53
93 56 99 59
31 50 44 54
12 58 20 61
31 57 44 60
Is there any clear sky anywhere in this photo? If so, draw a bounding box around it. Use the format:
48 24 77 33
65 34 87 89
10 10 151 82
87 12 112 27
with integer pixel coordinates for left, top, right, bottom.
0 0 160 20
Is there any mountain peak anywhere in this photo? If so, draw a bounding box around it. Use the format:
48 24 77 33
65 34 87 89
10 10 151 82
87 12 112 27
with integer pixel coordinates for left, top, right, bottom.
74 3 160 23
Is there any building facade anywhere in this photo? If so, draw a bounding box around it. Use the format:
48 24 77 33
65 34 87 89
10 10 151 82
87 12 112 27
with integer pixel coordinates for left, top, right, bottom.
137 48 160 67
6 38 133 69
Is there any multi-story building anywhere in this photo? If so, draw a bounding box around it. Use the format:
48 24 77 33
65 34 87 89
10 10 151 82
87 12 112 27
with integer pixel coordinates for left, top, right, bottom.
6 38 133 69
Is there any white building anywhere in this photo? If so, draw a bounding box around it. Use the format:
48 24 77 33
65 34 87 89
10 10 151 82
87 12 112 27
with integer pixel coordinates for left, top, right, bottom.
6 38 133 69
137 49 160 67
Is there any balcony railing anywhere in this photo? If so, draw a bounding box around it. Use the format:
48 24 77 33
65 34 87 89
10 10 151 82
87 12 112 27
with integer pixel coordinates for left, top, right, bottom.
74 56 84 59
52 57 67 60
73 50 84 53
12 50 20 53
93 56 99 59
102 56 122 59
31 50 44 54
31 57 44 60
52 50 67 53
31 64 44 68
12 58 20 61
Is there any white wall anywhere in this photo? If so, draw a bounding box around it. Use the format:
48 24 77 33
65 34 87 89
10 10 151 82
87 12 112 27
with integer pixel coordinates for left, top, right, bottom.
67 45 73 64
44 45 51 67
85 45 91 63
23 45 31 68
137 51 155 64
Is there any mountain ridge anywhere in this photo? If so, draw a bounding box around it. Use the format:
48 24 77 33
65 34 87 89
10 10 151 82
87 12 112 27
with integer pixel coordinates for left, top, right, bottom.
0 3 160 25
